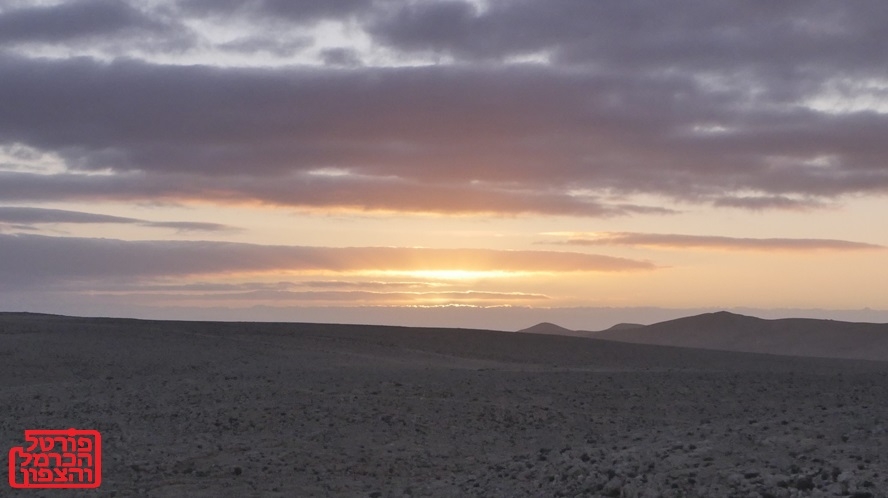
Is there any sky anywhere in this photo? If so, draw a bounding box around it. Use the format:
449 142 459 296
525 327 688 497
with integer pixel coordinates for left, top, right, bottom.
1 0 887 330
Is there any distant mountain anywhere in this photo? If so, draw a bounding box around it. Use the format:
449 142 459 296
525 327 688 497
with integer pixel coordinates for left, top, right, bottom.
518 322 585 337
602 322 645 331
589 311 888 361
518 322 576 335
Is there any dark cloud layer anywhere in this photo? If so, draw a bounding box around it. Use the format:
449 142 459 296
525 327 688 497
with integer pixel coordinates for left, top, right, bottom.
0 0 194 51
0 0 160 43
0 206 233 232
127 289 548 303
92 280 441 293
0 1 887 215
0 233 656 287
556 232 884 252
0 171 674 216
0 206 137 225
177 0 376 24
370 0 888 75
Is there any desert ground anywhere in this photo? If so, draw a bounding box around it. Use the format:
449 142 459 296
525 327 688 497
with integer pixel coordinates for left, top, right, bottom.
2 312 887 497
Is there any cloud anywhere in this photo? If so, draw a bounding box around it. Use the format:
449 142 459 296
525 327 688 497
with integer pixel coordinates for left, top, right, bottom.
710 196 828 211
0 172 675 217
176 0 376 24
0 0 194 51
0 233 657 287
368 0 888 77
0 2 887 215
319 48 363 67
78 280 443 293
83 281 299 293
119 289 549 304
299 280 446 290
369 1 482 56
0 206 235 232
139 221 236 233
217 36 312 57
0 206 138 224
27 278 548 307
551 232 884 252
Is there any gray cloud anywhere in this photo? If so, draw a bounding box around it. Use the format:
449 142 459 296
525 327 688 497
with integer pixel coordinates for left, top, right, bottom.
0 0 156 43
124 289 549 303
0 206 235 232
0 206 137 224
0 233 657 287
300 280 442 289
369 0 888 77
554 232 884 252
0 2 886 215
711 196 827 211
0 0 194 50
65 280 444 294
217 36 312 57
369 1 482 56
176 0 376 24
319 47 363 67
0 172 675 217
85 281 297 293
140 221 236 233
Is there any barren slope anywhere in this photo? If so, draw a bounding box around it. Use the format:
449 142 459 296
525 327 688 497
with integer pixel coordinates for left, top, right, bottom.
3 313 887 497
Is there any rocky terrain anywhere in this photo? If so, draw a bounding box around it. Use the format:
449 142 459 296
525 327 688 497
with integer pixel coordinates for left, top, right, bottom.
2 312 888 497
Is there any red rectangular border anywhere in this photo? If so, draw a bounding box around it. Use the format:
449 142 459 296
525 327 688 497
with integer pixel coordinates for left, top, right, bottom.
9 429 101 489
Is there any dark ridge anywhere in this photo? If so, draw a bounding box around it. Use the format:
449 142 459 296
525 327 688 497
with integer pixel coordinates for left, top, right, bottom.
517 322 575 335
591 311 888 361
604 322 645 331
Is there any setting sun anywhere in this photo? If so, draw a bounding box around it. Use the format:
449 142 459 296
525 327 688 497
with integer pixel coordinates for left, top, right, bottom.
370 269 531 281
